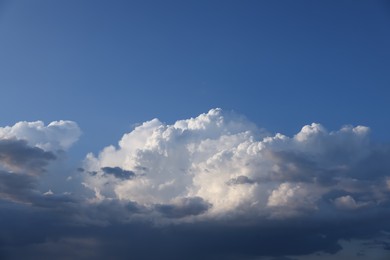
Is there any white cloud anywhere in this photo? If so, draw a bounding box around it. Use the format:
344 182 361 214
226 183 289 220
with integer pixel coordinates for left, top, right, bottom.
0 120 81 151
82 108 390 222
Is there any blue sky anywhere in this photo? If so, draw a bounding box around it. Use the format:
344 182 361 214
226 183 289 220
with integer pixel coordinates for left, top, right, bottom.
1 0 389 156
1 1 390 259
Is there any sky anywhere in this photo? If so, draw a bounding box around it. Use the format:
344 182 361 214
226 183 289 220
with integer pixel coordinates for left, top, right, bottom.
0 0 390 259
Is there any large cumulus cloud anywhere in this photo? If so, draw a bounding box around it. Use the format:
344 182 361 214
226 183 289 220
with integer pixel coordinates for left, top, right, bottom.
82 108 390 222
77 108 390 258
1 111 390 259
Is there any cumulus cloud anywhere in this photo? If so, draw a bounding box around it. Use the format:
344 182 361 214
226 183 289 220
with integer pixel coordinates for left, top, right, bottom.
0 120 81 151
1 112 390 259
75 108 390 258
82 108 390 222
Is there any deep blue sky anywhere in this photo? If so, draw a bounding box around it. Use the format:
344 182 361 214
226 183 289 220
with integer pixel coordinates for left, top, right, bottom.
0 0 389 157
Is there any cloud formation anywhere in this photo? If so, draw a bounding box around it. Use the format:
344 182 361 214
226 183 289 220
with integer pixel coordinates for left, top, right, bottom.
1 111 390 259
0 120 85 258
82 108 390 222
0 120 80 205
78 108 390 258
0 120 81 151
0 139 56 174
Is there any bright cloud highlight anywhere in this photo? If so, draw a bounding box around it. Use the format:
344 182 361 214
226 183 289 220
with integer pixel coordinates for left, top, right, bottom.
82 108 390 222
0 120 81 151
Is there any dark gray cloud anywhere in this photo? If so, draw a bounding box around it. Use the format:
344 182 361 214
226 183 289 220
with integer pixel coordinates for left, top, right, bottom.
101 167 135 180
156 197 211 218
0 139 58 204
0 170 37 202
2 208 390 260
1 180 390 259
0 139 56 174
226 175 255 185
270 257 299 260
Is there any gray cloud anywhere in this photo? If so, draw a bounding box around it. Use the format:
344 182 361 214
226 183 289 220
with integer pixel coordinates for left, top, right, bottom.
3 210 390 260
0 139 58 205
0 170 36 202
156 197 211 218
226 175 255 185
101 167 135 180
0 139 56 174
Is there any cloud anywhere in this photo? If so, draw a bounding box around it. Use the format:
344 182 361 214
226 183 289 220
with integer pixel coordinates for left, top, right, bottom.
0 120 80 205
0 123 84 258
1 112 390 259
155 196 211 218
0 138 58 204
226 175 255 185
100 167 135 180
82 109 390 220
0 120 81 151
76 108 390 258
0 170 37 202
0 139 56 174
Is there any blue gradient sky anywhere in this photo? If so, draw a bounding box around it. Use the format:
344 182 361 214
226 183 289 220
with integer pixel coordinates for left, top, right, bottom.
1 0 389 158
1 1 390 259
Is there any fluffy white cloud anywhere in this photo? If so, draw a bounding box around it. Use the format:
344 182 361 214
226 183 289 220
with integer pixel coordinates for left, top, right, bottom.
0 120 81 151
82 109 389 222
